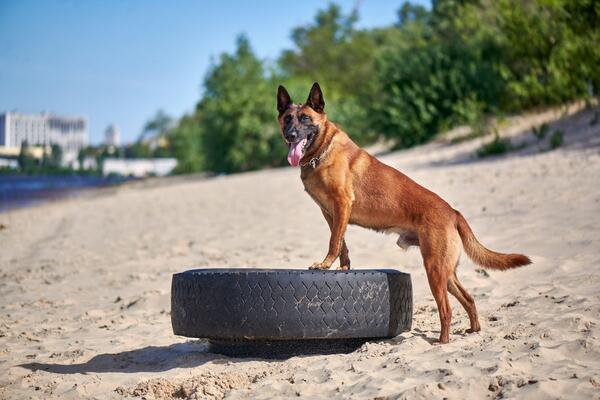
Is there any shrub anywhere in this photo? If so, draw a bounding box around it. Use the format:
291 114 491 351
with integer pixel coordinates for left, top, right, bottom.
477 134 513 158
532 123 550 140
549 130 564 149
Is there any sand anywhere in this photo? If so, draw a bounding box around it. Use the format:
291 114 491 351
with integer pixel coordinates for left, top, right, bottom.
1 103 599 399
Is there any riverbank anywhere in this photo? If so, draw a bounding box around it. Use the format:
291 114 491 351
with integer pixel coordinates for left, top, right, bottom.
0 174 129 212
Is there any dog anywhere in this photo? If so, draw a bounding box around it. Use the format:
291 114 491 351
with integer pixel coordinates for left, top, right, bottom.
276 82 531 344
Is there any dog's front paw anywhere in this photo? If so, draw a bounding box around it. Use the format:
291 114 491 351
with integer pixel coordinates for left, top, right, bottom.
337 265 350 270
309 262 331 270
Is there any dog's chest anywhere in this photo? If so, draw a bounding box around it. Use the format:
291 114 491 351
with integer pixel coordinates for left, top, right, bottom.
301 169 334 211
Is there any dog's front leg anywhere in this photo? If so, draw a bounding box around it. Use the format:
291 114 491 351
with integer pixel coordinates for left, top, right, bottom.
319 208 351 270
310 197 352 270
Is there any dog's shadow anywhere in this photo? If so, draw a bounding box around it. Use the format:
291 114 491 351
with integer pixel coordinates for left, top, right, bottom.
21 341 235 374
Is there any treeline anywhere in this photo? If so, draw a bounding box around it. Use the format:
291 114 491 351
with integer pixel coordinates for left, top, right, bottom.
164 0 598 174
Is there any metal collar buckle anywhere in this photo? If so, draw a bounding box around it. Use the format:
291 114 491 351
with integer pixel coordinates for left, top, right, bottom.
302 141 333 169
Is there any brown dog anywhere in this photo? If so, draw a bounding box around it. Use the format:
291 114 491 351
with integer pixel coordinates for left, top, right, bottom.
277 82 531 344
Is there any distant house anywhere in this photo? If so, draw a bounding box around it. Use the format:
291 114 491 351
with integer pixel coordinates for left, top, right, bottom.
81 156 98 170
102 158 177 177
0 112 88 166
0 158 17 169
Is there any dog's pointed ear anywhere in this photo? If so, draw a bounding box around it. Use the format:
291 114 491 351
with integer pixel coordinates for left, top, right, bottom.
277 85 292 114
306 82 325 113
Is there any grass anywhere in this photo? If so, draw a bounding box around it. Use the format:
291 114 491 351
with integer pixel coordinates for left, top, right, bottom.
549 130 564 150
477 133 514 158
450 116 495 145
532 123 550 140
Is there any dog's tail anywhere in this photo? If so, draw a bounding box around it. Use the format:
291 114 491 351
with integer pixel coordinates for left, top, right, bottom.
455 210 531 270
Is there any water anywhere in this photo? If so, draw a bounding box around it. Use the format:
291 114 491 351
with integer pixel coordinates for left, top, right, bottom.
0 175 128 212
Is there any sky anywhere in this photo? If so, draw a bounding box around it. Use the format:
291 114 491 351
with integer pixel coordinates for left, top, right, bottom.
0 0 429 144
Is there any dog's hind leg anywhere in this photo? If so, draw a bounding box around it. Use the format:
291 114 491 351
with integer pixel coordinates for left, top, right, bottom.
444 231 481 334
419 229 453 344
339 239 351 270
448 273 481 333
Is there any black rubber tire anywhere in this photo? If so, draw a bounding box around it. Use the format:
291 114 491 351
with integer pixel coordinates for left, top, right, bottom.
171 268 412 341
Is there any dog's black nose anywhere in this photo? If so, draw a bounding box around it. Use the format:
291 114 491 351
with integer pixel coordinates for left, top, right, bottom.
285 131 298 143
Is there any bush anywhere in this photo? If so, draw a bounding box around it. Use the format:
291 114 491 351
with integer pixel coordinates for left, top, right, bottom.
199 36 287 173
163 1 598 173
370 2 505 147
477 134 513 158
532 123 550 140
549 130 564 149
169 114 204 174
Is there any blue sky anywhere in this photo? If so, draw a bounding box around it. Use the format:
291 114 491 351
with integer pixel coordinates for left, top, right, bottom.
0 1 428 144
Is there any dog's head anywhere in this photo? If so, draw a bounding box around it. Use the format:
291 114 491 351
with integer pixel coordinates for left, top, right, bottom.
276 82 327 167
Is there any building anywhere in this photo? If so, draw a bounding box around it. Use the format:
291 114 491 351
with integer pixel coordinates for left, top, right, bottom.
104 124 120 147
0 112 88 165
102 158 177 177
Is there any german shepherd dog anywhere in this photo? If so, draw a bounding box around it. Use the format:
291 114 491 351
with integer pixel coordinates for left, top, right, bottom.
277 82 531 343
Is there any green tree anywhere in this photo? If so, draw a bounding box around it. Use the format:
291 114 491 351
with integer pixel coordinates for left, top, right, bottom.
139 110 173 140
279 4 380 143
169 113 204 173
371 1 505 147
163 0 599 172
17 141 36 172
49 144 63 168
124 142 152 158
199 35 286 173
370 0 598 147
77 148 86 169
495 0 600 109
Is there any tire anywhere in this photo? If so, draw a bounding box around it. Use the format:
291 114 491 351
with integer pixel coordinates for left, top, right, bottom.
171 269 412 341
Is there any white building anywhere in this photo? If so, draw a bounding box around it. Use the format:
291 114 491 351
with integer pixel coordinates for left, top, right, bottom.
104 124 120 147
0 112 88 166
102 158 177 177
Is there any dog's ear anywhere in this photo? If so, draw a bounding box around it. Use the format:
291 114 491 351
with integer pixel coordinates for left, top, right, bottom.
306 82 325 113
277 85 292 115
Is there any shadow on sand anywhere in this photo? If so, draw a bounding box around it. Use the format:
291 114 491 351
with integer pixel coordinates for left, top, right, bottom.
20 341 228 374
20 337 392 374
426 105 600 168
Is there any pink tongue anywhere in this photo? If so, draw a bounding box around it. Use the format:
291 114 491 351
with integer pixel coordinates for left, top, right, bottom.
287 138 307 167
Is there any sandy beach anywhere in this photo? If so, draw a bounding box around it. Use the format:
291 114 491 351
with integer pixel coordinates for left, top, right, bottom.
1 104 599 399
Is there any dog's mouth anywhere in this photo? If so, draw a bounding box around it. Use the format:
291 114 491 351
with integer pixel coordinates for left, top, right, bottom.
287 137 308 167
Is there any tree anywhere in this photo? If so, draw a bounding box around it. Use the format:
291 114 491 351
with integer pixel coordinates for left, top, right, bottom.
139 110 174 142
495 0 600 110
123 142 152 158
163 0 599 171
17 141 36 172
169 113 204 173
49 144 63 168
397 2 429 26
278 4 380 143
371 1 504 147
199 35 286 173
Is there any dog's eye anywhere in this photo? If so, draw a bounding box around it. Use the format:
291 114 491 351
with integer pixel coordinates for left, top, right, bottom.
300 115 311 123
284 115 292 124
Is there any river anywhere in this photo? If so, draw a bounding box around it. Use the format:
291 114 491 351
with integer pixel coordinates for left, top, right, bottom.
0 175 128 212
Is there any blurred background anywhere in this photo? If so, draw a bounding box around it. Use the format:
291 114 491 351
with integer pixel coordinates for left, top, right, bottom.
0 0 598 208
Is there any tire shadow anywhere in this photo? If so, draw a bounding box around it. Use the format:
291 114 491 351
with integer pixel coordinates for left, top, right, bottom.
20 338 368 374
